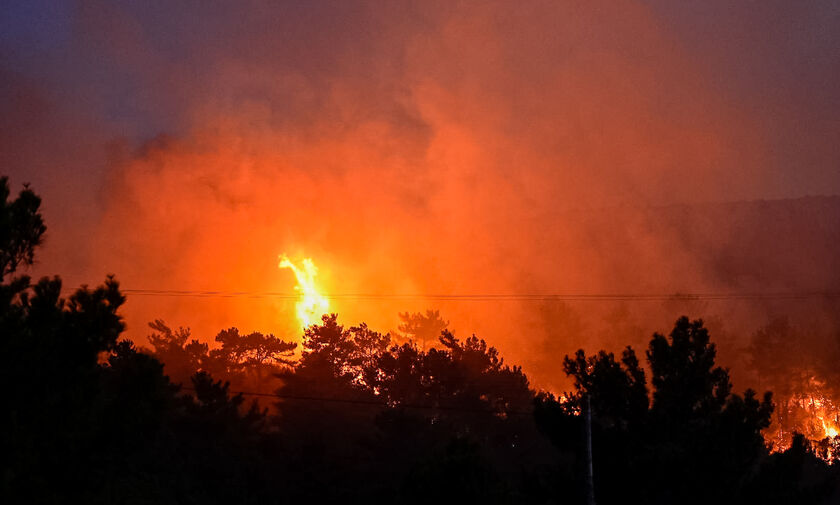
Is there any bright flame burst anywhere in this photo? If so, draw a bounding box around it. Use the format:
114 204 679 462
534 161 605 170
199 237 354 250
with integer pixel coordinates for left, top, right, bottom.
808 395 840 439
279 254 329 328
803 393 840 462
792 391 840 442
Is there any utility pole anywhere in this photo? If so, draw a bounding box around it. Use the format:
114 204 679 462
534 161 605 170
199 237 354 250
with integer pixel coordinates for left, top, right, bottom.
585 394 596 505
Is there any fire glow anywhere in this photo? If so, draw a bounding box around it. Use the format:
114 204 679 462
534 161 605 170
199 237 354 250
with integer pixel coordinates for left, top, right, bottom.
802 392 840 462
279 254 330 328
768 380 840 462
807 395 840 440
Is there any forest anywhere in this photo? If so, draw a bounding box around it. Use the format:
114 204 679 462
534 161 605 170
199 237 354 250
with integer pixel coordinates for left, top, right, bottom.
2 177 839 504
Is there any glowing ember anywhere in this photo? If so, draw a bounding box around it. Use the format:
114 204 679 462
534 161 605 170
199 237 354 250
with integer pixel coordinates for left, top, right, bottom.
279 254 329 328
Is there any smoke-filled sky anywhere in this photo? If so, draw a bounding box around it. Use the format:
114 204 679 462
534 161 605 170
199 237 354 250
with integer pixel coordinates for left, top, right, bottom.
2 1 839 387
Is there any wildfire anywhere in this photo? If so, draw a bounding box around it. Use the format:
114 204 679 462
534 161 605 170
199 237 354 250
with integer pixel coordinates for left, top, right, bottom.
822 419 839 439
807 394 840 462
279 254 329 328
798 393 840 441
768 380 840 463
813 402 840 440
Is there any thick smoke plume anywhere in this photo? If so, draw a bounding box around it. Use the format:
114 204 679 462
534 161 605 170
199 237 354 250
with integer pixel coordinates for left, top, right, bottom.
2 0 839 389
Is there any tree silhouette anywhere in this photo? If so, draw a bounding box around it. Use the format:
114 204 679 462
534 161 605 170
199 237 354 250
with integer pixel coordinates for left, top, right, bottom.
146 319 296 395
563 346 647 429
146 319 203 384
3 175 838 503
648 316 732 419
0 177 46 280
539 317 781 504
397 309 448 349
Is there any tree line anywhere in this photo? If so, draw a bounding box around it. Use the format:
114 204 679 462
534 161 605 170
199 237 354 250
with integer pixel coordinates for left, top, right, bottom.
2 176 838 504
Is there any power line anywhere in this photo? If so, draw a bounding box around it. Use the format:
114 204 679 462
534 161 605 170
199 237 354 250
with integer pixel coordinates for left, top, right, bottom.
120 288 840 302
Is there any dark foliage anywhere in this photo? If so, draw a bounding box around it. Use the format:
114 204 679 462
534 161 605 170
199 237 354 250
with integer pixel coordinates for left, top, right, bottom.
539 316 837 505
2 177 839 503
145 319 296 395
0 177 46 280
396 309 448 349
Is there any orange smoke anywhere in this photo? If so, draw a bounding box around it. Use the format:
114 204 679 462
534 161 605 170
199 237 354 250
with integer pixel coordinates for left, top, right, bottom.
4 1 837 398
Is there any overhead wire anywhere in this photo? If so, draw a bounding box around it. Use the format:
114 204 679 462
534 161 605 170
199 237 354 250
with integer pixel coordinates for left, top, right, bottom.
120 288 840 302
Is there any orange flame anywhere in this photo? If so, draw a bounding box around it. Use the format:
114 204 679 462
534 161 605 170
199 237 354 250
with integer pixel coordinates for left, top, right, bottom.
800 393 839 441
279 254 329 328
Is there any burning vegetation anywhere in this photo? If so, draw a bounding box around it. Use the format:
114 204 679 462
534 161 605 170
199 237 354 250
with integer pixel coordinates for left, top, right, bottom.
779 389 840 461
746 317 840 461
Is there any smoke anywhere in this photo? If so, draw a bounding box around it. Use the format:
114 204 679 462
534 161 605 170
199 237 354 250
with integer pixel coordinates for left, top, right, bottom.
2 0 839 389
